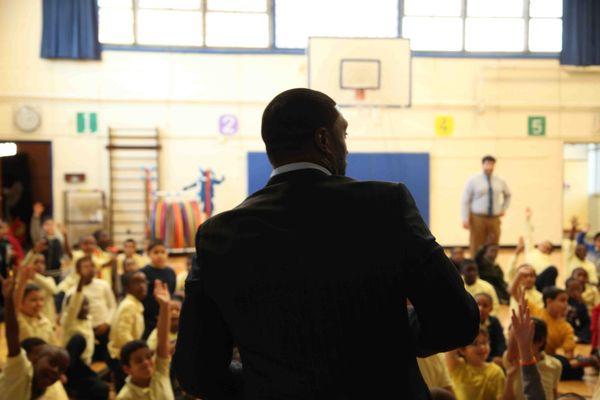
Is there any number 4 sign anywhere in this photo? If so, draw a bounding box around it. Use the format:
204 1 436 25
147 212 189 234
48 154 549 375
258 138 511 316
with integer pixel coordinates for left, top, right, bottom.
219 114 238 136
528 116 546 137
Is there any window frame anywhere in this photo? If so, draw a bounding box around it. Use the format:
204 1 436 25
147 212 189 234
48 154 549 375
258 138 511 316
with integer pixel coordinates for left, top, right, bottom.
99 0 561 58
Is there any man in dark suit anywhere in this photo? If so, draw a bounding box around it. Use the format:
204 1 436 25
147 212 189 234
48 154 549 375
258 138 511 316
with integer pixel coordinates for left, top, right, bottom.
174 88 479 399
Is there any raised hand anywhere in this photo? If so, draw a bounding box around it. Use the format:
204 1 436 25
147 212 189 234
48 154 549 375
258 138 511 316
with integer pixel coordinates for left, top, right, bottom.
511 291 535 358
525 207 532 220
154 280 171 306
516 236 525 254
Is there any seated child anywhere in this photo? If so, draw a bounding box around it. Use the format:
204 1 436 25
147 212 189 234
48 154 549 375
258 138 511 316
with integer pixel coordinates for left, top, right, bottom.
571 267 600 312
475 244 509 303
504 316 562 400
60 269 94 365
449 247 465 272
446 328 506 400
461 259 499 315
15 267 57 345
117 280 173 400
417 353 454 394
147 293 182 354
21 337 71 400
19 255 58 323
63 256 117 362
0 275 70 400
576 226 600 270
565 278 591 344
117 238 149 275
141 240 176 338
566 218 598 284
509 263 544 315
108 270 148 391
60 235 114 293
534 286 595 381
474 293 505 367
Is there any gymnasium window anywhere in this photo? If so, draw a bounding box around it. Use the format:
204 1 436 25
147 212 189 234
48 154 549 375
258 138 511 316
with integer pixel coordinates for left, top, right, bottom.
401 0 562 54
98 0 561 56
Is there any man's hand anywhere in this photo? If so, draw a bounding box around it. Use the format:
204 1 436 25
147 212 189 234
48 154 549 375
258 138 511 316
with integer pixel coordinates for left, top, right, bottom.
462 220 470 230
33 202 44 217
94 323 110 336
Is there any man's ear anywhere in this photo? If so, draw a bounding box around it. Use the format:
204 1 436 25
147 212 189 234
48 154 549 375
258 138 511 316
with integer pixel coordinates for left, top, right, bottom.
123 364 132 376
314 127 329 153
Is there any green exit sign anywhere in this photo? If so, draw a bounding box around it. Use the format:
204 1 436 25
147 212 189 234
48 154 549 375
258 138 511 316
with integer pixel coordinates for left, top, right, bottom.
77 112 97 134
528 116 546 137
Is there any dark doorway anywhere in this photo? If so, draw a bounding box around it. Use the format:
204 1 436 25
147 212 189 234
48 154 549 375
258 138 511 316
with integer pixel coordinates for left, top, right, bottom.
0 141 52 247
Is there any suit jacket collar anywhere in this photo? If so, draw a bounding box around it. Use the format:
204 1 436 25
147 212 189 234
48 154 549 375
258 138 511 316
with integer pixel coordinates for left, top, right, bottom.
266 168 331 187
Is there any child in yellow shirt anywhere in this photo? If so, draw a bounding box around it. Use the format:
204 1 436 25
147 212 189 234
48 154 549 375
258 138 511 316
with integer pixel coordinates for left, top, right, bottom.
108 270 148 392
0 274 70 400
535 286 596 380
446 328 506 400
509 263 543 315
14 265 57 345
572 267 600 312
117 280 174 400
147 294 182 355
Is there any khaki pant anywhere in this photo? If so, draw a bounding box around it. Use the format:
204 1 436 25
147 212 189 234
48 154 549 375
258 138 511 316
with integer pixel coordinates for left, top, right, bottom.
469 214 501 257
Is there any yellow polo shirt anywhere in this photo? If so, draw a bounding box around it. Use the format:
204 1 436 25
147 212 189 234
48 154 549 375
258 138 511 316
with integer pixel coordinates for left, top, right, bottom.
450 359 505 400
108 294 145 359
116 357 174 400
17 312 57 345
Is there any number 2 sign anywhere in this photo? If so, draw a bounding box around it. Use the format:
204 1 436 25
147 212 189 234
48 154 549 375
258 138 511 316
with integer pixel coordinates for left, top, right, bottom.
219 114 238 136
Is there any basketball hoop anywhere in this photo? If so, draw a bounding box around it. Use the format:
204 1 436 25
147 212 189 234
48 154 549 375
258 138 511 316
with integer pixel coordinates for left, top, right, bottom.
355 88 366 101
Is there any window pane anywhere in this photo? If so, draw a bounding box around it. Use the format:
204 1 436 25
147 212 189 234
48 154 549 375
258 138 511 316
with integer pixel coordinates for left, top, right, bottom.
137 10 203 45
530 0 562 17
529 18 562 52
98 0 132 8
99 8 134 44
207 0 267 12
467 0 523 17
205 12 269 47
138 0 201 9
403 0 461 16
402 17 463 50
465 18 524 51
275 0 398 48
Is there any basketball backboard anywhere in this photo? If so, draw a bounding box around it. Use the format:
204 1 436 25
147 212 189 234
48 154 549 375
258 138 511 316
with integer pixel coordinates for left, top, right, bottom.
308 37 412 107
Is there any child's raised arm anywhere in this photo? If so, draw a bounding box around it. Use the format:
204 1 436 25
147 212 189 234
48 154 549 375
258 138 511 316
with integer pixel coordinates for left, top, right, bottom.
14 264 35 312
154 280 172 359
1 275 20 357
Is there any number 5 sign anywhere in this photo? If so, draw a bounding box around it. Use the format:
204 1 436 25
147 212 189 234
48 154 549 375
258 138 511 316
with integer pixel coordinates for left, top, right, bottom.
219 114 238 136
528 116 546 137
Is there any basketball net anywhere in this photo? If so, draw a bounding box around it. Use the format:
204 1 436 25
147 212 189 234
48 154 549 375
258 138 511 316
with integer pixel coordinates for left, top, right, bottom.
355 88 366 101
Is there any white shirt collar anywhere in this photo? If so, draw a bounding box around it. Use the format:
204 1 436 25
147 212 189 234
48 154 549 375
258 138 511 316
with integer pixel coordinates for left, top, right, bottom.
270 162 332 178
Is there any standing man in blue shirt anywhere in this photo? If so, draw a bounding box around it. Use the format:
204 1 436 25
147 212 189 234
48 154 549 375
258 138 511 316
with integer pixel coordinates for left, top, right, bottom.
462 155 511 257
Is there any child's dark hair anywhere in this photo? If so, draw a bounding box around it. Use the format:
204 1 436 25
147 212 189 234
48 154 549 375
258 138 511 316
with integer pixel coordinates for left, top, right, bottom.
474 292 493 305
147 239 165 253
21 337 47 354
120 340 149 366
542 286 566 307
565 277 581 289
571 267 588 278
460 258 477 272
531 317 547 346
122 271 144 290
594 232 600 241
23 283 41 299
41 216 53 224
75 256 94 271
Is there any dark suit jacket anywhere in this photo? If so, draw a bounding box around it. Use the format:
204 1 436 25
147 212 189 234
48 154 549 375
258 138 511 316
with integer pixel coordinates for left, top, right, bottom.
173 168 479 400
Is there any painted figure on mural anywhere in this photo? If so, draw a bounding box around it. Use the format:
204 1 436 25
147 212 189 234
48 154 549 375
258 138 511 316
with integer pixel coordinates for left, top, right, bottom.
197 168 225 217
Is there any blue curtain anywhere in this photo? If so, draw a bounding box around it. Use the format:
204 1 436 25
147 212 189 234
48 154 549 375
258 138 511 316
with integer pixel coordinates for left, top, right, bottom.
561 0 600 66
41 0 101 60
